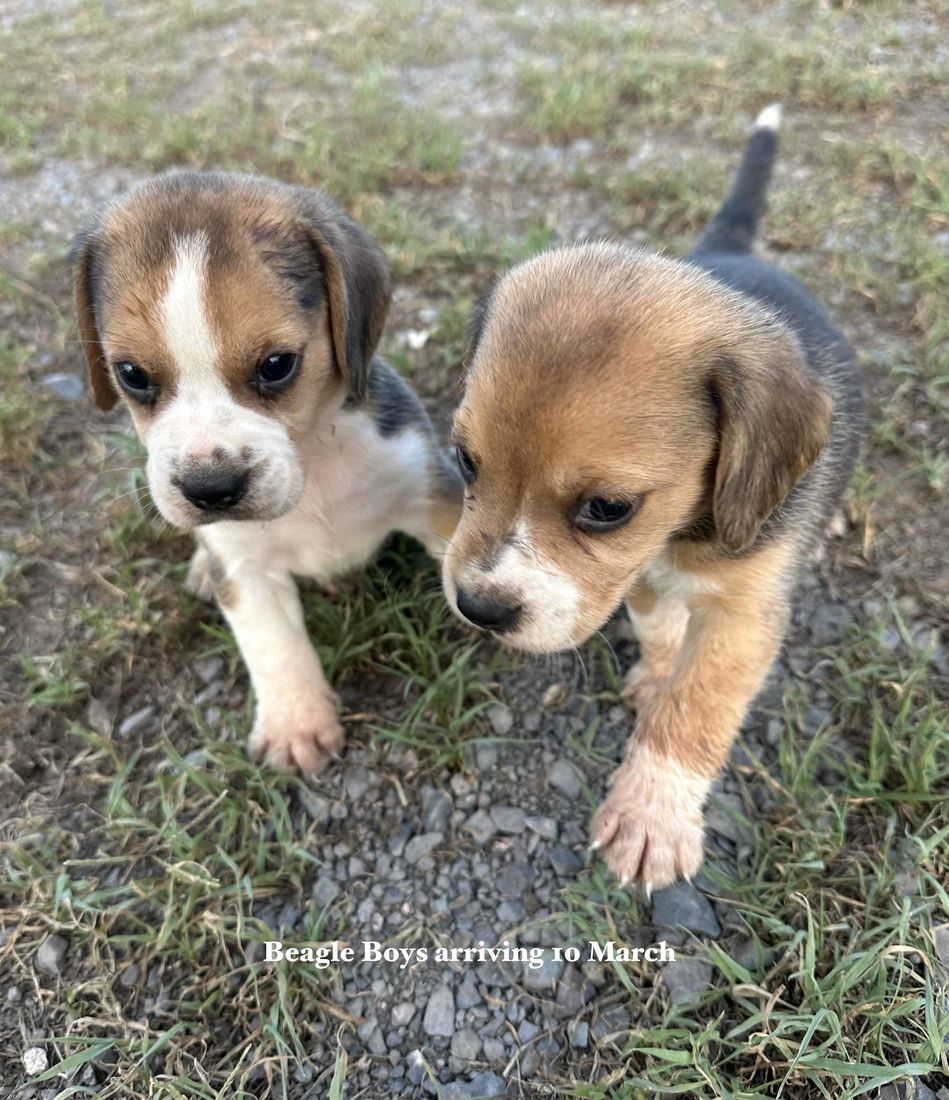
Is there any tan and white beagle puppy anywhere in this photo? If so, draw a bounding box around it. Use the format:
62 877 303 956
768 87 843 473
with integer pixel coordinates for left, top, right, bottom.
74 172 461 773
442 109 863 891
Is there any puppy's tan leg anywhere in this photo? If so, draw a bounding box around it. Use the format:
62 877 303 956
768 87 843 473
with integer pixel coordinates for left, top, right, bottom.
206 550 343 774
593 541 794 891
622 577 690 710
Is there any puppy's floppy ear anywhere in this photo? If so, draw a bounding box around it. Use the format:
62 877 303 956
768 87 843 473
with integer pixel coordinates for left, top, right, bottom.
709 321 832 553
71 227 117 411
299 197 391 401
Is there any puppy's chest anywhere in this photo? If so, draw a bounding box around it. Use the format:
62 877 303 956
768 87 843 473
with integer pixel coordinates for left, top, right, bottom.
264 418 430 578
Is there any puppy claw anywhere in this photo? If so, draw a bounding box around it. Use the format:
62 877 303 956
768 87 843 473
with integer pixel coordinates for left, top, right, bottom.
248 699 344 776
588 838 603 853
589 752 707 891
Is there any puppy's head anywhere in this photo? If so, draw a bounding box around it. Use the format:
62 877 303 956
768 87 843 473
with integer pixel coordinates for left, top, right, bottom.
73 172 390 529
443 244 831 652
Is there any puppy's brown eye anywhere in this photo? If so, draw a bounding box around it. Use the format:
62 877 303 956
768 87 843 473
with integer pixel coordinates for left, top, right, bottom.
455 445 477 485
255 351 300 393
574 496 641 534
114 361 156 404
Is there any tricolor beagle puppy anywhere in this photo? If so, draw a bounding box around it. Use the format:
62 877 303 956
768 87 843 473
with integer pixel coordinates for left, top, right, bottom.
73 173 462 772
442 107 863 891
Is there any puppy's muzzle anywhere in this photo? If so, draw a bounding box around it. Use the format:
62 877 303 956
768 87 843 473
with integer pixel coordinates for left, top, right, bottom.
179 467 250 513
455 587 522 634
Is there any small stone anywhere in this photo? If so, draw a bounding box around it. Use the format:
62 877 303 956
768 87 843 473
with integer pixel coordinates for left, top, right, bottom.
490 806 526 834
582 961 608 987
391 1001 416 1027
193 656 224 685
481 1037 506 1062
765 717 783 746
474 742 500 770
404 832 443 864
525 816 558 841
486 703 514 735
464 810 497 845
879 1084 936 1100
450 1027 482 1060
86 696 112 736
36 934 67 975
293 1063 315 1084
497 900 524 924
568 1019 589 1049
523 949 564 992
497 861 533 899
422 985 455 1037
590 1005 631 1041
297 788 329 820
368 1026 387 1056
661 958 713 1003
555 966 595 1014
119 963 139 988
456 978 482 1009
705 793 750 845
651 881 721 939
422 790 453 831
118 705 156 738
22 1046 49 1075
7 986 21 1002
312 875 339 909
466 1072 506 1098
42 371 85 401
344 766 372 800
407 1049 426 1085
547 760 581 799
548 844 583 876
517 1019 540 1042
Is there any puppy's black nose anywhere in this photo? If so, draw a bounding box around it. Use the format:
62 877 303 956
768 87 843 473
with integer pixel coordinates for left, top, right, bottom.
455 587 522 633
180 469 249 511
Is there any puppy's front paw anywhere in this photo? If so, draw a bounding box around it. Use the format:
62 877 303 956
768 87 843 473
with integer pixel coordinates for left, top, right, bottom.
591 748 709 892
248 694 344 775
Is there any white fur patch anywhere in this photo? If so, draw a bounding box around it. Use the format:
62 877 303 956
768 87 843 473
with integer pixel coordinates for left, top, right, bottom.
458 517 580 652
642 552 721 602
159 233 218 387
754 103 782 132
592 742 711 890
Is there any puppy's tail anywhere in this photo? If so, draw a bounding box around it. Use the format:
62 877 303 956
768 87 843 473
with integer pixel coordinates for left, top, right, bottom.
694 104 781 255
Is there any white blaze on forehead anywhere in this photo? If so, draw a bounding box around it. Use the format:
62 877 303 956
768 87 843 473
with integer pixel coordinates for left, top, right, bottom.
158 233 218 383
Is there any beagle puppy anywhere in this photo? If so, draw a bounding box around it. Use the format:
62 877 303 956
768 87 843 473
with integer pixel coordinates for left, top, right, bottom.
442 107 863 891
74 173 461 773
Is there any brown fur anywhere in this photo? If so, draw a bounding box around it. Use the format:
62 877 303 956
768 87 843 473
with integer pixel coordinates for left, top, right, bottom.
450 248 829 645
72 174 390 424
445 243 838 888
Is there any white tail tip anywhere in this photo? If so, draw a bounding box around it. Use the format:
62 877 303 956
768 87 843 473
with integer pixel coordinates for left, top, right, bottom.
754 103 782 132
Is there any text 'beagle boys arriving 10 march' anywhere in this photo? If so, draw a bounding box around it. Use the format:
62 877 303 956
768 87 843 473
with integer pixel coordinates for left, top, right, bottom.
74 173 462 773
442 107 864 891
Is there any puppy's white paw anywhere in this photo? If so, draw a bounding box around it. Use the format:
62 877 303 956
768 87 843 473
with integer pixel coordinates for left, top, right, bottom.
248 693 344 775
591 748 709 892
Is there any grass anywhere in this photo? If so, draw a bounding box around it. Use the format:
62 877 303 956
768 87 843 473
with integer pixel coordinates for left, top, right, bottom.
1 0 947 1095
